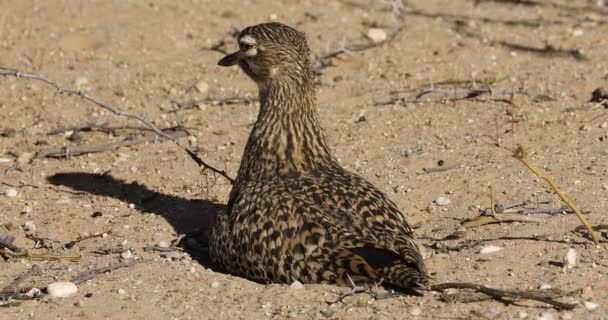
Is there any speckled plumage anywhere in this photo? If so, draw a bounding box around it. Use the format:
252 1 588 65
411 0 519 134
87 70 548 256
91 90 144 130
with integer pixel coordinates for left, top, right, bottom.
209 22 428 289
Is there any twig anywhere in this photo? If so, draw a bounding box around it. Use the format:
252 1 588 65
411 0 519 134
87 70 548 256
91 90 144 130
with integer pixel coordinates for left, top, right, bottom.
37 129 187 159
65 230 112 249
313 24 406 73
0 234 25 253
1 264 42 294
48 121 156 135
143 245 184 252
70 260 144 285
170 95 255 110
423 164 458 173
513 207 576 215
494 198 551 213
513 145 598 244
0 248 80 262
428 282 577 310
0 67 234 184
94 247 131 255
461 214 543 229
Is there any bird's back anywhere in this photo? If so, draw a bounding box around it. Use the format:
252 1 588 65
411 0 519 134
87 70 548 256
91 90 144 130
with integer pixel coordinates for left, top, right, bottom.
209 167 428 289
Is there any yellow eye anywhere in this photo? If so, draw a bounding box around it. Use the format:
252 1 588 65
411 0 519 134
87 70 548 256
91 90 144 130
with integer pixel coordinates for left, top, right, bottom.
240 42 255 51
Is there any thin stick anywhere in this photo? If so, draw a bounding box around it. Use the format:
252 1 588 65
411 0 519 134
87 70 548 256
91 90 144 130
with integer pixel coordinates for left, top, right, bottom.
65 230 112 249
0 67 234 184
423 164 458 173
428 282 577 310
495 115 501 147
48 122 156 135
143 245 184 252
37 130 187 159
0 248 80 262
70 260 143 285
171 96 255 110
0 234 25 252
513 145 598 244
461 214 543 229
1 264 42 293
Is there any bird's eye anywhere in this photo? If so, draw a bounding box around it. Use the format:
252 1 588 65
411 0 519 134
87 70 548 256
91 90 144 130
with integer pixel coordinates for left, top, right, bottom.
241 42 255 51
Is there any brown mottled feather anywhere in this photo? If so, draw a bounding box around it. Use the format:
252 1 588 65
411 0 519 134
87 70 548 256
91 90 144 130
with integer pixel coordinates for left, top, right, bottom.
209 22 428 289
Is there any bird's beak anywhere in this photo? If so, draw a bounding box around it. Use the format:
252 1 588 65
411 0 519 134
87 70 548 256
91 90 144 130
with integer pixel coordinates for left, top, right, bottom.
218 50 241 67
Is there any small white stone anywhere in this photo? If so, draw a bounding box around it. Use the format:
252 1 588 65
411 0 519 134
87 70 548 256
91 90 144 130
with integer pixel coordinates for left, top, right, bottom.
269 13 278 20
5 188 18 197
194 80 209 94
157 240 170 248
561 311 573 320
120 250 133 259
128 203 135 209
602 182 608 191
435 196 451 206
23 220 36 232
24 288 41 299
117 288 126 295
539 283 552 290
74 76 89 87
47 282 78 298
518 311 528 318
367 28 387 43
564 248 576 269
210 281 220 288
479 246 502 254
584 301 598 311
536 312 554 320
571 29 583 37
289 280 303 289
0 157 13 163
409 306 422 316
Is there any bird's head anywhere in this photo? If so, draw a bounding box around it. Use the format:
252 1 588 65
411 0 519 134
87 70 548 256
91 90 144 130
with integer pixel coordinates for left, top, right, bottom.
218 22 312 90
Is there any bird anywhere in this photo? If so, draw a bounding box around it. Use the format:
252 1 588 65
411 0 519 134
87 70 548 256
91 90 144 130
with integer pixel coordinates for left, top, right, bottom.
209 22 428 290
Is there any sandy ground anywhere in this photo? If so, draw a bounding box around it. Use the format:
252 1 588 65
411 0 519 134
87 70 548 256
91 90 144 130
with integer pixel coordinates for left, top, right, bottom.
1 0 608 319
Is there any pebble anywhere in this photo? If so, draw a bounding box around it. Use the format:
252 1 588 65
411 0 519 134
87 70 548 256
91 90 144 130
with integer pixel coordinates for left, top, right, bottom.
194 80 209 94
583 301 598 311
23 220 36 232
479 246 502 254
320 308 334 318
0 157 13 163
602 182 608 191
539 283 552 290
426 204 437 213
517 311 528 319
161 251 183 261
74 76 89 87
564 248 576 269
537 312 554 320
117 288 126 295
367 28 387 43
158 240 170 248
210 281 220 288
289 280 303 289
47 282 78 298
24 288 41 299
17 152 34 167
120 250 133 259
409 306 422 316
5 188 18 197
435 196 451 206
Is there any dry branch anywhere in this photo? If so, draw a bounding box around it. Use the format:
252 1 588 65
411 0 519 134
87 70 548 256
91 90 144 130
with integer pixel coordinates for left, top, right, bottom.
513 146 598 243
171 95 256 110
37 129 188 159
0 67 234 184
65 230 112 249
48 120 155 135
0 234 25 253
0 248 80 262
1 264 42 294
429 282 578 310
70 260 144 285
461 214 543 229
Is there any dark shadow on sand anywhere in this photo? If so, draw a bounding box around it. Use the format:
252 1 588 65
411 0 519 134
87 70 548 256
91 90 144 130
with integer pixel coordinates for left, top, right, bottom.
47 172 225 265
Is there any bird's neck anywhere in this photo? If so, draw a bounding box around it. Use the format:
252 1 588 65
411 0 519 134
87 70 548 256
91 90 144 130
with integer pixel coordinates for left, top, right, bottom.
236 77 337 181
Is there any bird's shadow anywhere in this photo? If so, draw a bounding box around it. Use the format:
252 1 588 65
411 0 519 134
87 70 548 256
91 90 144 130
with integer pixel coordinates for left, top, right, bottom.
47 172 225 266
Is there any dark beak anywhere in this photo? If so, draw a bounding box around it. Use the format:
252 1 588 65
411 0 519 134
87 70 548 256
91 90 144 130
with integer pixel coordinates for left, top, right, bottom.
218 51 241 67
